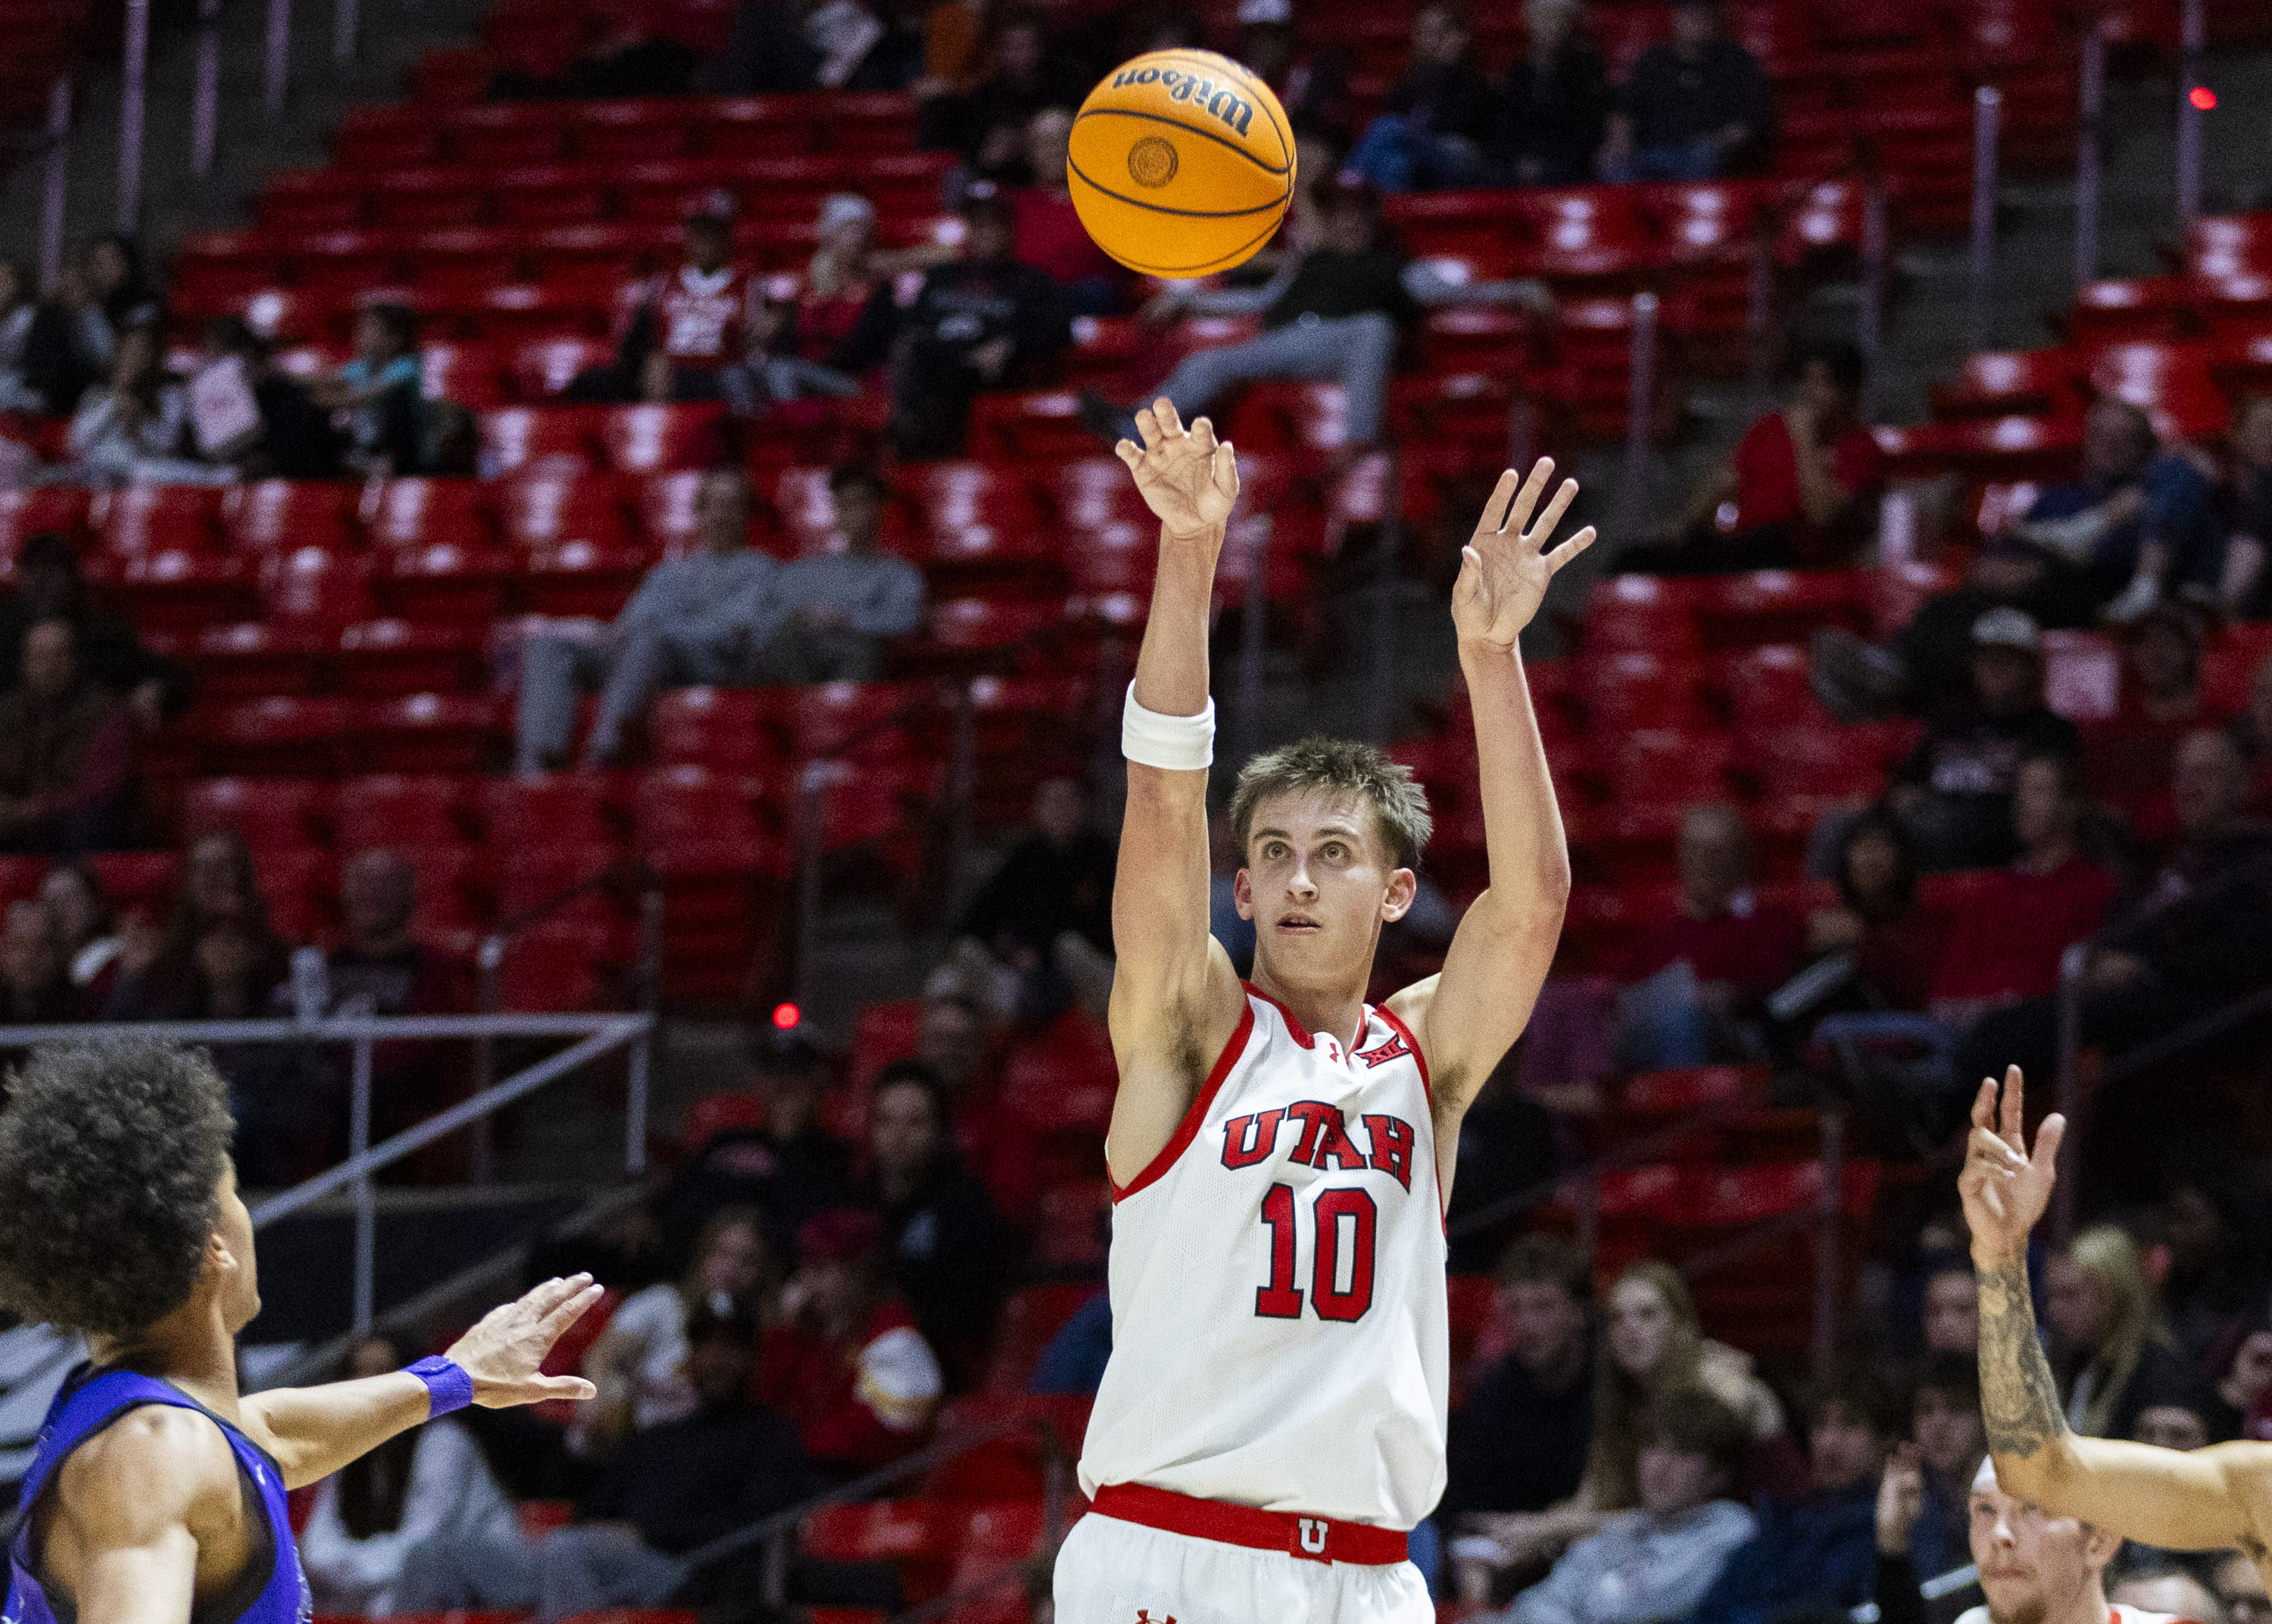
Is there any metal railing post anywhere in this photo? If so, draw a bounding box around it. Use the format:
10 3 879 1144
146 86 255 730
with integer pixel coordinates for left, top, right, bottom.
1813 1104 1846 1381
943 684 978 925
264 0 292 118
351 1030 376 1336
1968 87 2002 353
192 0 221 176
1367 449 1404 744
1576 1168 1601 1264
2049 942 2088 1247
39 76 70 290
2175 0 2205 229
470 935 501 1184
1615 291 1659 541
117 0 151 231
626 887 663 1177
791 764 827 1010
1235 513 1270 765
2076 23 2105 285
333 0 358 67
1857 179 1889 425
1745 214 1775 410
760 1531 789 1606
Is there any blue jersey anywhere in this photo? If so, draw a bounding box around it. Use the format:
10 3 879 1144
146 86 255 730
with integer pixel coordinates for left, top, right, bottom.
5 1365 311 1624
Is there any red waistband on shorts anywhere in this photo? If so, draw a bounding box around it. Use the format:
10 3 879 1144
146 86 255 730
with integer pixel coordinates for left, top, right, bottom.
1089 1482 1410 1566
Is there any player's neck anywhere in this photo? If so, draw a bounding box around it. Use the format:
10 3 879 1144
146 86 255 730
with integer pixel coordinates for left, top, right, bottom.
88 1301 242 1417
1248 966 1368 1054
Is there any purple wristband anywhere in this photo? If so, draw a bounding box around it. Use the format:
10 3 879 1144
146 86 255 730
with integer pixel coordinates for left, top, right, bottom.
404 1355 475 1420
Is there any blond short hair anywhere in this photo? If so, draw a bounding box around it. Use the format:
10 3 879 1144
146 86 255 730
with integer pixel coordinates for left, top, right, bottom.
1228 737 1432 871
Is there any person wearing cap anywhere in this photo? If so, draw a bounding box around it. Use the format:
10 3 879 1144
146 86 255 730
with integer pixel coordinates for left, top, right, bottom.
1872 1453 2192 1624
757 1207 945 1481
1238 0 1351 143
1495 0 1611 188
1346 0 1499 192
747 192 902 408
601 192 766 413
829 185 1070 458
1078 177 1548 455
1599 0 1773 181
1887 607 2080 872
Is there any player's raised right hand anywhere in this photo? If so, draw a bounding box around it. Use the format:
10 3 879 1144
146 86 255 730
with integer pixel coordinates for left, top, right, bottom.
1956 1064 2064 1265
446 1273 606 1408
1116 397 1238 541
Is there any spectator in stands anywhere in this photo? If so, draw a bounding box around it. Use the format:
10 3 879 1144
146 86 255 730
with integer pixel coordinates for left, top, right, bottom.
302 1335 522 1616
1496 0 1612 187
950 771 1116 1023
747 193 892 408
515 468 782 771
192 316 345 480
1477 1263 1788 1573
2152 1181 2268 1367
834 185 1070 458
1012 106 1127 314
1806 811 1949 1015
1347 1 1498 192
106 829 315 1184
1630 341 1883 572
1238 0 1351 145
64 323 196 486
913 0 988 100
918 6 1085 158
591 193 764 413
716 0 913 93
771 462 928 679
1618 805 1802 1068
488 15 704 98
86 232 164 343
38 861 122 1015
757 1206 945 1480
2043 1224 2200 1441
1029 1289 1113 1395
326 849 475 1158
0 531 191 726
2082 601 2213 843
307 301 426 477
1921 1264 1980 1356
1445 1235 1596 1527
1958 728 2272 1093
0 257 46 415
0 899 70 1024
0 619 135 855
1888 609 2080 872
1599 0 1773 181
1692 1370 1897 1624
1905 1352 1988 1581
17 249 133 418
2216 1551 2269 1624
859 1060 1005 1386
1493 1389 1759 1624
2220 396 2272 619
1081 176 1548 456
576 1205 781 1460
653 1027 855 1273
2113 1567 2227 1623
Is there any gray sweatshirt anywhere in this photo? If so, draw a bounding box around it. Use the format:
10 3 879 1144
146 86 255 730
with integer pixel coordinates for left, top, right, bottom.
1506 1501 1759 1624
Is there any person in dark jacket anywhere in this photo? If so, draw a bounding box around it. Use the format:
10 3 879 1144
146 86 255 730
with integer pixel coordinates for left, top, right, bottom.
195 316 346 479
0 619 135 855
1693 1370 1900 1624
1446 1236 1596 1525
1497 0 1612 186
953 772 1115 1015
832 186 1069 459
858 1062 1004 1390
1600 0 1773 180
1347 0 1499 192
0 531 193 725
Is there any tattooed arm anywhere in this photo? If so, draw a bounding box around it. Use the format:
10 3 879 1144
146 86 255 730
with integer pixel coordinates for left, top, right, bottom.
1960 1068 2272 1564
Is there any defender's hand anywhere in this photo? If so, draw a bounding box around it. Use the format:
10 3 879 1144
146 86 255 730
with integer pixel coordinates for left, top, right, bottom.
1877 1444 1924 1554
1451 459 1594 652
1957 1065 2064 1265
445 1274 605 1408
1116 397 1238 541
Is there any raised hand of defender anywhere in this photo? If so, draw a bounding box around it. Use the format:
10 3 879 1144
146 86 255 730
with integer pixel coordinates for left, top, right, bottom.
1957 1065 2064 1262
445 1273 605 1407
1116 397 1239 540
1452 458 1595 651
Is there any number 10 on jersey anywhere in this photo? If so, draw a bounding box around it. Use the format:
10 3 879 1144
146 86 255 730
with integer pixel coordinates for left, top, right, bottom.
1256 1183 1378 1322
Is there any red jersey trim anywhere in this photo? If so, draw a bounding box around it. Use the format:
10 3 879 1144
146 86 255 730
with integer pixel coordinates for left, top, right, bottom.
1109 997 1256 1204
1241 980 1317 1049
1369 1001 1447 1230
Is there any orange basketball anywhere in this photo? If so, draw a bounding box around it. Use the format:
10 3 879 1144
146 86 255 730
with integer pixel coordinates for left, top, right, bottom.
1068 49 1296 279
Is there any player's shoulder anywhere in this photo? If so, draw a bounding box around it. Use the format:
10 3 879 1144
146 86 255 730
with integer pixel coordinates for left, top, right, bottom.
1382 976 1437 1047
55 1401 239 1535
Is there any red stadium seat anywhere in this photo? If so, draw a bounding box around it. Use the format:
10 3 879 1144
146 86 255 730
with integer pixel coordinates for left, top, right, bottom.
2064 276 2192 347
334 773 467 849
187 622 326 700
1584 575 1703 654
495 840 625 927
1928 349 2082 422
364 478 495 550
496 917 623 1011
335 619 485 697
222 480 359 553
481 773 622 849
651 687 782 772
1581 650 1712 731
83 853 183 924
499 469 638 548
0 486 91 550
791 681 928 761
981 1283 1101 1395
1718 644 1833 732
600 403 729 472
635 765 777 878
200 697 354 778
1599 728 1737 805
104 549 260 633
261 545 378 633
482 406 604 472
573 98 699 164
801 1500 966 1604
682 1089 769 1150
512 335 616 399
356 693 504 775
379 543 515 630
183 778 331 848
95 485 226 556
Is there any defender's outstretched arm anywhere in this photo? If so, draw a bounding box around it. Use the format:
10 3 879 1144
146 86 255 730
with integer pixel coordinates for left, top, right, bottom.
1105 400 1250 1188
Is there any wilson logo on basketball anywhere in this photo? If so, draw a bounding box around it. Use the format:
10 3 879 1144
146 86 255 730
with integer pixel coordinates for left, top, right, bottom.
1106 65 1255 136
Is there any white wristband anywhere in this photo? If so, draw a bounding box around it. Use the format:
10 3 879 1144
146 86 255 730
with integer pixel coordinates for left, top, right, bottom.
1122 681 1215 771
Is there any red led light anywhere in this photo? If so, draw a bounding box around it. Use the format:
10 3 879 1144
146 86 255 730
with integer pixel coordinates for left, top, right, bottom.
2189 86 2217 110
772 1001 801 1030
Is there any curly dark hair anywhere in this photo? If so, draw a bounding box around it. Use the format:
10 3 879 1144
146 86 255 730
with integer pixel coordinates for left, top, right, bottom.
0 1040 234 1339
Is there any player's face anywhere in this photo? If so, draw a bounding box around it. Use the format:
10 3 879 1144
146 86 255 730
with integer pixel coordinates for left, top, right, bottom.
1235 790 1414 987
211 1162 261 1333
1971 1481 2105 1624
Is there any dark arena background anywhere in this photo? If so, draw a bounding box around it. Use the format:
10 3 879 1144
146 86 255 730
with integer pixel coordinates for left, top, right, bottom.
1 0 2270 1617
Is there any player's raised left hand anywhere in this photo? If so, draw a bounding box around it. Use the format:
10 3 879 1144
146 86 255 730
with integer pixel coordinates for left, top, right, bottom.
1451 459 1594 652
445 1273 606 1407
1957 1064 2064 1265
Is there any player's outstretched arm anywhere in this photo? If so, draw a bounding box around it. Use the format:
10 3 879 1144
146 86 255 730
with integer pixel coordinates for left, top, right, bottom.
1392 463 1592 1149
1104 399 1250 1188
242 1274 602 1488
1961 1068 2270 1560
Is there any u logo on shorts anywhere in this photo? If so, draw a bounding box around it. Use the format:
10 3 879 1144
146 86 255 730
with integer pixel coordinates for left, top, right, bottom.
1297 1518 1329 1557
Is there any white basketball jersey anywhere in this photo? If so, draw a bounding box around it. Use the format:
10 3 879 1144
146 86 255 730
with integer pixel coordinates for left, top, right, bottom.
1079 986 1448 1529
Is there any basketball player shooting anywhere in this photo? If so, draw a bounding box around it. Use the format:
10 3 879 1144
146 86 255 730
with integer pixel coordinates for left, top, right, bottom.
1055 400 1593 1623
1958 1064 2272 1587
0 1039 603 1624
